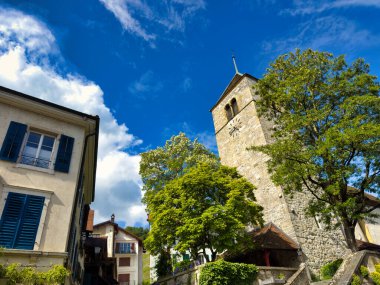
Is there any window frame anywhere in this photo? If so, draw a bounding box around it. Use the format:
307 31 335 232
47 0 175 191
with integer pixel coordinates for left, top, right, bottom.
16 127 59 174
0 185 53 250
19 129 57 170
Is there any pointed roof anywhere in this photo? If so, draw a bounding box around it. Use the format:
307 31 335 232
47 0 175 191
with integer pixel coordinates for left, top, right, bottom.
249 222 299 250
93 220 143 245
210 72 259 112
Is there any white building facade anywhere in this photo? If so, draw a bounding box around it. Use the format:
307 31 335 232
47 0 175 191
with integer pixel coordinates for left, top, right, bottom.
93 218 143 285
0 86 99 285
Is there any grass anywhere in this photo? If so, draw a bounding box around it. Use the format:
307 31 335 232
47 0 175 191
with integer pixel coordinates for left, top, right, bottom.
143 252 151 284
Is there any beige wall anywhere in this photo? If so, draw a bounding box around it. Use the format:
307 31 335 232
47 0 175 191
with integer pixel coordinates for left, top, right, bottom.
0 101 86 262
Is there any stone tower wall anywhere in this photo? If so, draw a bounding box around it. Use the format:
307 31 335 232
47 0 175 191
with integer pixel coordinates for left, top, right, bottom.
212 77 297 240
211 75 350 273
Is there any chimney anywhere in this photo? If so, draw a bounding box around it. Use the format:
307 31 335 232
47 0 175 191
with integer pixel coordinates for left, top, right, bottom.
111 213 115 223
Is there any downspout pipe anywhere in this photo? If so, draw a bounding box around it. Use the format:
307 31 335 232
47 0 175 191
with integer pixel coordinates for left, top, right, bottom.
65 129 98 261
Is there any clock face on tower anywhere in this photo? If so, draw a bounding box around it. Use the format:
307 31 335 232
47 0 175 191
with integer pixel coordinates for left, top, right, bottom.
228 117 242 137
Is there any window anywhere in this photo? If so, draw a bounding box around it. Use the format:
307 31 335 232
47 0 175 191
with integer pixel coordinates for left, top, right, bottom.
225 104 233 121
0 121 74 173
119 257 131 266
225 98 238 121
0 192 45 250
20 131 55 168
231 98 238 116
115 242 136 254
118 274 130 285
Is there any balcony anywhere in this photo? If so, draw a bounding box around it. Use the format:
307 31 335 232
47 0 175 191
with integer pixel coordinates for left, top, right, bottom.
115 243 136 254
115 248 136 254
20 155 51 169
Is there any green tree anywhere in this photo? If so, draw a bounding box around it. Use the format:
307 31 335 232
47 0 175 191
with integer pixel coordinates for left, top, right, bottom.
140 133 219 274
251 49 380 251
144 162 264 262
140 132 218 216
125 226 149 240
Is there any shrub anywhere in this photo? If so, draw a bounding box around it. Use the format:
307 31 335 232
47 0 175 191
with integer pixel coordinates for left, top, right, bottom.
5 263 22 285
173 259 192 273
2 263 69 285
360 265 369 278
351 274 361 285
42 265 69 284
371 271 380 285
376 264 380 273
199 260 258 285
0 264 6 278
320 259 343 280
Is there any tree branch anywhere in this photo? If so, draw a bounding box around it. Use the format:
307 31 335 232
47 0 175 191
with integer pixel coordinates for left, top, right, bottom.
301 177 331 204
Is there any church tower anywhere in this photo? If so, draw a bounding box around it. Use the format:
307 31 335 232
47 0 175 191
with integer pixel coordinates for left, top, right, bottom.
211 67 349 272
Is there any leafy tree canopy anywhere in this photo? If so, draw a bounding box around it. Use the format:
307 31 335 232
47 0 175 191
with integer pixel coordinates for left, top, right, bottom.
251 49 380 251
144 162 263 262
140 132 218 209
125 226 149 240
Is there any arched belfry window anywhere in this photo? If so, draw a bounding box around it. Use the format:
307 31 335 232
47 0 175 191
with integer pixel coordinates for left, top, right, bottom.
225 104 233 121
231 98 238 116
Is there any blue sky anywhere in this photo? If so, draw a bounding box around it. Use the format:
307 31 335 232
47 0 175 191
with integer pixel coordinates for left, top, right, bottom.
0 0 379 228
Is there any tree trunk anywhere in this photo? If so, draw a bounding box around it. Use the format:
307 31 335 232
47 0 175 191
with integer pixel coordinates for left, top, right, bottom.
211 251 217 262
342 220 358 252
202 248 210 263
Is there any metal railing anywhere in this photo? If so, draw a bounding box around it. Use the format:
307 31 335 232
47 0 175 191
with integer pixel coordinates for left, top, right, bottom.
20 155 51 169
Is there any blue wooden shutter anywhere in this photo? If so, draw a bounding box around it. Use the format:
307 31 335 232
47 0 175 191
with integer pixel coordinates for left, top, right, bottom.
0 192 44 250
0 121 27 162
0 192 25 248
55 134 74 173
14 195 45 250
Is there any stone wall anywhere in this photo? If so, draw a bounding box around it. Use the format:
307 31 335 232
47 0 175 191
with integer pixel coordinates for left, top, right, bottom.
284 191 350 273
212 76 298 241
155 265 301 285
211 75 351 274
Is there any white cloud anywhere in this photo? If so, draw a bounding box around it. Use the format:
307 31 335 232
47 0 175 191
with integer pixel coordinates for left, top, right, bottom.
0 7 146 227
99 0 206 44
181 77 192 92
262 16 380 54
285 0 380 15
128 70 163 96
99 0 156 42
0 8 56 55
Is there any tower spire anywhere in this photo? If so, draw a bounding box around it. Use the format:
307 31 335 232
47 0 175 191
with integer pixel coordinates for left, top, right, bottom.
232 54 239 74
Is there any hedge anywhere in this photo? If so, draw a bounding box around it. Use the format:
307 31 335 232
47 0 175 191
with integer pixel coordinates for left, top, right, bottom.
199 260 258 285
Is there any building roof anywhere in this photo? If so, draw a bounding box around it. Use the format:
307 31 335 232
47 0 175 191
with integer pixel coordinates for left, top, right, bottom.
93 220 144 245
356 240 380 251
347 186 380 207
0 85 99 120
248 222 299 250
210 72 258 112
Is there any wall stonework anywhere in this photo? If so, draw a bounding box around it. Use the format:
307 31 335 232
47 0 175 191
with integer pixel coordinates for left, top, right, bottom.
211 75 350 274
